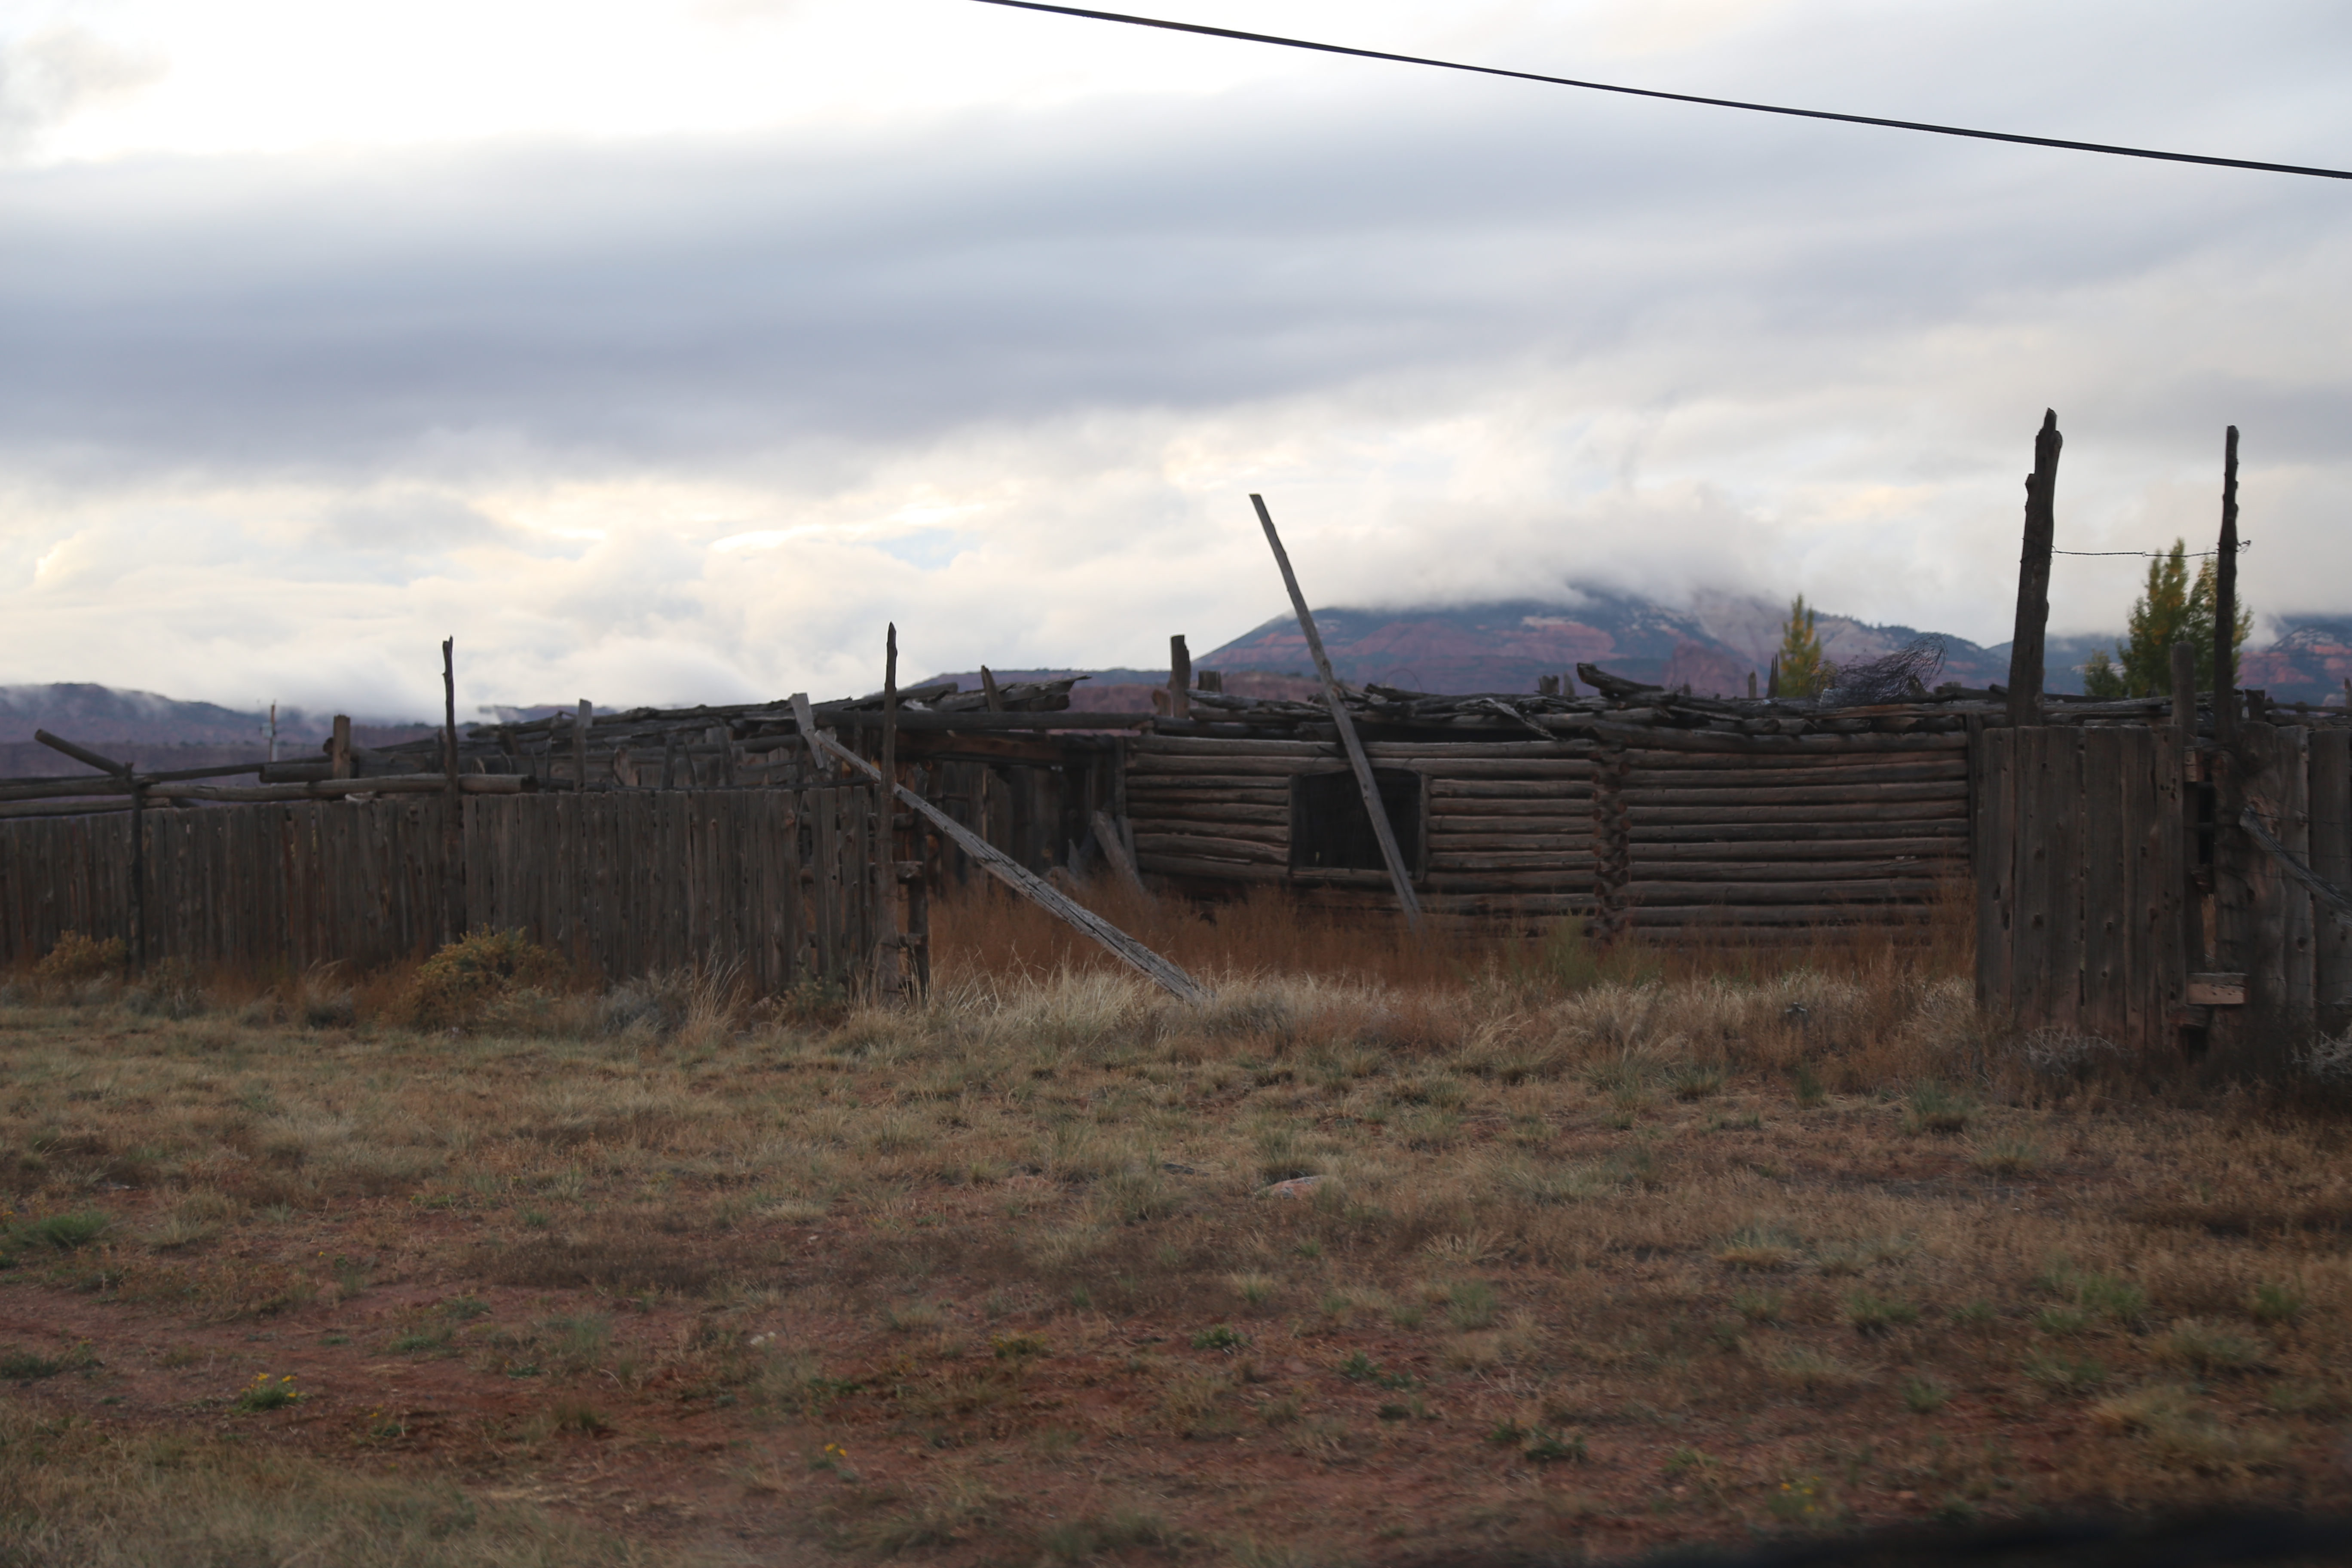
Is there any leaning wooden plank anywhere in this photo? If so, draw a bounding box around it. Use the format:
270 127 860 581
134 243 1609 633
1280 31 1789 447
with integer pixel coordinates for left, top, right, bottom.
1252 493 1421 931
800 724 1207 1001
2238 803 2352 930
1090 809 1151 896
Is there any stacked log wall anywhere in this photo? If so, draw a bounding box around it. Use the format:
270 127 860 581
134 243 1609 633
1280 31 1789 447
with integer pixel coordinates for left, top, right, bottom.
1128 732 1967 931
1621 740 1971 934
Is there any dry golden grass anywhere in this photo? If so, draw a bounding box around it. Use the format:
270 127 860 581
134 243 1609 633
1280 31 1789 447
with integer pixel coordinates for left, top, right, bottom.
0 892 2348 1564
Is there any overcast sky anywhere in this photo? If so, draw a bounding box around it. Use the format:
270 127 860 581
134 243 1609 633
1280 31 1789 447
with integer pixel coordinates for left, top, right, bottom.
2 0 2346 716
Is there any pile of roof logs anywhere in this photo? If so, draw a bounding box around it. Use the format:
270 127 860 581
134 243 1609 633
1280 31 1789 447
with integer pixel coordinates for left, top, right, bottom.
14 657 2345 813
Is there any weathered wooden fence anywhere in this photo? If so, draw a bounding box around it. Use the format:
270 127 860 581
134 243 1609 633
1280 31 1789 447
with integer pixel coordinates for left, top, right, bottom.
0 787 886 990
1972 726 2187 1047
1973 721 2352 1050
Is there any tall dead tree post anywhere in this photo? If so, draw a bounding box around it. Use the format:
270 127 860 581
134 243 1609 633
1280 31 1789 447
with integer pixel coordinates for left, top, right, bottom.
1168 635 1192 720
441 639 466 943
2005 410 2064 728
2214 426 2241 747
1251 493 1424 933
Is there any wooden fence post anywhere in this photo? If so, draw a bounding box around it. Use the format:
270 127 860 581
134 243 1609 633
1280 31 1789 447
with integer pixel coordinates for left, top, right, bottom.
330 715 352 780
575 699 591 790
2005 410 2063 729
876 625 904 996
441 639 466 942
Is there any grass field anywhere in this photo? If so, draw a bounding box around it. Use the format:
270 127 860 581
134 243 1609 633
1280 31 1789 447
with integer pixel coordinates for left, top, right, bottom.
0 889 2348 1566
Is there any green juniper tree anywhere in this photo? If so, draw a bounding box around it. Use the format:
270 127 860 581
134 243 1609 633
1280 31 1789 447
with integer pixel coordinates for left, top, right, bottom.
2080 540 2252 698
1775 594 1828 699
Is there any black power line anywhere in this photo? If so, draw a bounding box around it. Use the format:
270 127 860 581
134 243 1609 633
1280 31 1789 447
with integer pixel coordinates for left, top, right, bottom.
967 0 2352 182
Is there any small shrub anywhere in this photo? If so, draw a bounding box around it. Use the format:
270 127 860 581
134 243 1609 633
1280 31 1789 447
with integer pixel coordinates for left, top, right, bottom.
2249 1282 2304 1325
1521 1428 1586 1463
2034 1306 2093 1338
1733 1288 1787 1324
1761 1347 1865 1390
1900 1374 1950 1414
1716 1225 1801 1271
1446 1280 1500 1331
1190 1325 1245 1352
1667 1065 1724 1101
403 929 567 1029
2 1211 112 1262
2021 1350 2107 1397
232 1373 303 1412
1844 1290 1919 1335
0 1342 94 1381
2157 1319 2264 1374
1971 1135 2039 1176
1904 1081 1972 1134
1791 1062 1827 1109
34 932 123 991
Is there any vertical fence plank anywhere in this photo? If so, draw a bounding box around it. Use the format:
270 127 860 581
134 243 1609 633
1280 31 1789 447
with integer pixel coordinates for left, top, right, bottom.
2235 724 2291 1019
2009 729 2053 1027
2276 726 2315 1017
2310 729 2352 1030
2081 730 2127 1044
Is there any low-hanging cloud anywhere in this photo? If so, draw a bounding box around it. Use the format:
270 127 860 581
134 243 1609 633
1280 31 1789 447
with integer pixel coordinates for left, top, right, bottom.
1 0 2349 712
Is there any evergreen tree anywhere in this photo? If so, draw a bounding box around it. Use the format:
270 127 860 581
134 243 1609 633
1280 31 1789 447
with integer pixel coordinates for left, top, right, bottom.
1776 594 1828 698
2088 540 2253 697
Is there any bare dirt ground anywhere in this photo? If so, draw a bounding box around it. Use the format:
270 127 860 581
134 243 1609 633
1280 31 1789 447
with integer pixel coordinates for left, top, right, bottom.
2 902 2349 1565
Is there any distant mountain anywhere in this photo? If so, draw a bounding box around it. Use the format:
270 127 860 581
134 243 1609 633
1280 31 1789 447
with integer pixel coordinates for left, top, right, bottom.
1195 592 2344 707
0 684 433 778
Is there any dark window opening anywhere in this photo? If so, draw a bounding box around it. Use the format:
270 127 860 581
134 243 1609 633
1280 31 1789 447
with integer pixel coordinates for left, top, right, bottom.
1289 768 1423 874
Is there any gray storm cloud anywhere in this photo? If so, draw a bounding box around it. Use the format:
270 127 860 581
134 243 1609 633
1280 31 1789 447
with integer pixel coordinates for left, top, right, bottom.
1 2 2348 710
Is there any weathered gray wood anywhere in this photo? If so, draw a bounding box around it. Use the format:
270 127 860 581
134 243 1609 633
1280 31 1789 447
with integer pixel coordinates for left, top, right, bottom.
1253 493 1421 930
1091 809 1149 895
2006 410 2064 727
1624 761 1966 789
442 639 466 940
33 729 131 777
1134 831 1284 863
2310 730 2352 1017
803 722 1207 1001
2278 726 2315 1014
876 625 904 995
2081 729 2127 1042
1623 781 1968 808
1632 820 1969 845
2214 426 2242 746
1629 801 1965 827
